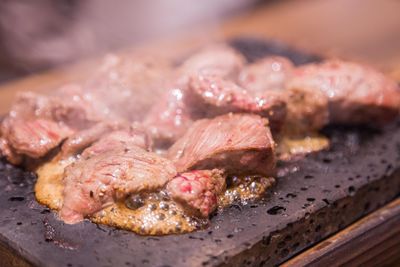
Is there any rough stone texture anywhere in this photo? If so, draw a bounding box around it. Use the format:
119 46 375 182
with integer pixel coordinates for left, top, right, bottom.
0 38 399 267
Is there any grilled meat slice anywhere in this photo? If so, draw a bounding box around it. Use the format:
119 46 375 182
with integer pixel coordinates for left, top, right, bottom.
187 74 287 131
287 60 400 127
181 45 246 78
284 85 330 135
166 169 226 217
238 56 294 93
0 118 72 161
0 88 117 162
61 122 151 157
61 122 124 157
0 137 21 165
143 46 246 147
60 145 177 224
82 128 152 159
83 54 172 121
168 113 276 176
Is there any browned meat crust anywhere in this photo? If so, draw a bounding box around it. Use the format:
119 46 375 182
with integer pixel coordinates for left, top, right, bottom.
287 60 400 127
60 145 177 224
168 113 276 176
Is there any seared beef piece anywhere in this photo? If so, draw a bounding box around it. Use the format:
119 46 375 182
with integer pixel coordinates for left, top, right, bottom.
82 128 152 159
143 80 192 148
0 88 116 162
166 169 226 217
7 90 104 129
181 45 246 78
0 137 22 165
61 121 151 157
284 86 329 135
238 56 294 93
287 60 400 127
187 74 287 131
60 145 177 224
168 113 276 176
1 118 73 161
61 122 126 157
143 46 246 146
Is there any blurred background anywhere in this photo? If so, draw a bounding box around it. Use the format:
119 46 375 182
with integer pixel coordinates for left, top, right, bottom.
0 0 257 82
0 0 400 82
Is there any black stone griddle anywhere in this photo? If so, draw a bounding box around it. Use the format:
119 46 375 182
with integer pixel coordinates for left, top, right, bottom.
0 38 399 267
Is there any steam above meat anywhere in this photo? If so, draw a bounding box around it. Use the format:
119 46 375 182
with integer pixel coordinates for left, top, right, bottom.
60 145 177 224
168 113 276 176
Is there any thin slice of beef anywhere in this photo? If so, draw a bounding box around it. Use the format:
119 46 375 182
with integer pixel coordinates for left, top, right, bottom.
166 169 226 217
287 60 400 127
187 74 287 131
238 56 294 94
60 145 177 224
168 113 276 176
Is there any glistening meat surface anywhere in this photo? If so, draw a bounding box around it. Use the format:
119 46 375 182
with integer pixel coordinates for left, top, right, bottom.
287 60 400 127
60 145 177 224
168 113 276 176
238 56 294 93
61 122 151 157
143 46 246 146
181 45 246 78
187 74 287 131
143 81 192 147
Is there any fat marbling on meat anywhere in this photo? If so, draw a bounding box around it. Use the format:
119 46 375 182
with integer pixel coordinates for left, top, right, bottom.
168 113 276 176
60 144 177 224
166 169 226 217
287 60 400 127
